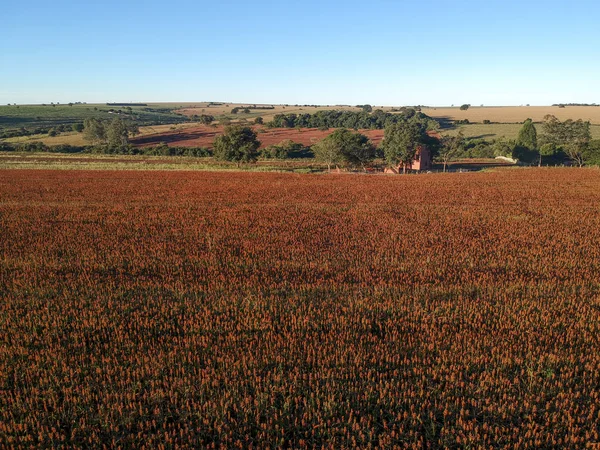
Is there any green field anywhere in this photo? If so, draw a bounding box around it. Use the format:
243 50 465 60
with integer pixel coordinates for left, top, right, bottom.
442 123 600 141
0 103 188 130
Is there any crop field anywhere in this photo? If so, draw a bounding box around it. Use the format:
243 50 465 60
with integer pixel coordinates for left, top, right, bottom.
3 122 205 147
422 106 600 125
2 168 600 448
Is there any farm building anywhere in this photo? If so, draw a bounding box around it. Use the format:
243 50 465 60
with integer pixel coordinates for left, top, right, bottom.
384 130 439 173
384 145 433 173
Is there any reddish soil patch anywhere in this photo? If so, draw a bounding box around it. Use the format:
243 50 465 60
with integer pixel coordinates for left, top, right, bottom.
131 126 385 149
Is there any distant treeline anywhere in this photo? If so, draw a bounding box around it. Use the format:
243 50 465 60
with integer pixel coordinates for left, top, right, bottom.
231 105 276 114
1 123 83 139
266 109 439 130
0 141 211 157
106 103 148 107
552 103 599 107
241 105 275 110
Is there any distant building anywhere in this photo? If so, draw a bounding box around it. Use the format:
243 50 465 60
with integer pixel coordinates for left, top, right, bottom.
384 132 438 173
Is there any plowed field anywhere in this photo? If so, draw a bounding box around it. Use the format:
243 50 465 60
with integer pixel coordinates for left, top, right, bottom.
131 125 385 149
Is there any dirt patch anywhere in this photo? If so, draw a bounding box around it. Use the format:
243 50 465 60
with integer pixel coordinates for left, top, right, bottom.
131 126 385 149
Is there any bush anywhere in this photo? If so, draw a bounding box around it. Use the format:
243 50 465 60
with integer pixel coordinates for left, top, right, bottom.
512 145 538 163
492 138 515 158
261 140 309 159
463 139 493 158
483 119 491 124
213 125 260 164
48 145 86 154
0 142 16 152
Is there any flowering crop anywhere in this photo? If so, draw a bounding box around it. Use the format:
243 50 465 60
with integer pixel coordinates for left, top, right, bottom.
1 168 600 448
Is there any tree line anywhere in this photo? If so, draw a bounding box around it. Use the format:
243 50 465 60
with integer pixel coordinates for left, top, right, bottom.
266 109 439 131
212 121 439 172
4 115 599 170
438 115 600 168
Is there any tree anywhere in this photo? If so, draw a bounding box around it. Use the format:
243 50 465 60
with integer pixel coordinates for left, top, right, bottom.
382 122 429 173
541 115 591 167
513 118 539 164
583 140 600 166
517 119 537 151
213 125 260 165
261 140 305 159
538 143 557 167
72 123 84 133
492 138 516 158
333 128 376 170
106 118 130 149
127 122 140 139
312 135 344 172
460 104 470 111
199 114 214 125
360 104 372 113
254 117 264 125
83 118 106 144
438 131 464 172
312 129 375 172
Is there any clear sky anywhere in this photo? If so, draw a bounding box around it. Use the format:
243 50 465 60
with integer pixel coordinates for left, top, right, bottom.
2 0 599 106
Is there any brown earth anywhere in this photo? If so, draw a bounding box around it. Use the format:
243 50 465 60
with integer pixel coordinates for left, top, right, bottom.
131 126 385 149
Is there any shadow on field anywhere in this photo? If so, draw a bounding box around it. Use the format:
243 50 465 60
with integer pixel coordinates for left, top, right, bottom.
435 117 455 129
466 134 496 140
434 160 514 171
132 129 219 146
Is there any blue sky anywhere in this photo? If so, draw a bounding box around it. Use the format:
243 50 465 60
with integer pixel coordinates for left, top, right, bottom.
2 0 599 106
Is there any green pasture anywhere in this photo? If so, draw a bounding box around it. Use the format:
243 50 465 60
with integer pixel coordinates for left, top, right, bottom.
0 103 187 130
442 123 600 141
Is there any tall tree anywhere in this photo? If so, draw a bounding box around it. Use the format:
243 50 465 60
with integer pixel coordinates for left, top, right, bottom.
382 122 428 173
83 118 106 144
313 129 375 172
333 128 376 171
517 118 537 150
128 122 140 139
438 131 464 172
312 134 344 172
213 125 260 165
538 143 556 167
106 118 130 149
541 115 591 167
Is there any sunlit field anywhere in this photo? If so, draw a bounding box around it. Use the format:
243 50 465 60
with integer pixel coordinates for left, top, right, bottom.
2 168 600 448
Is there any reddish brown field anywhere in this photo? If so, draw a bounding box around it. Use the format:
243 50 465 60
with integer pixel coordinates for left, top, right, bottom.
2 168 600 448
131 125 385 149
